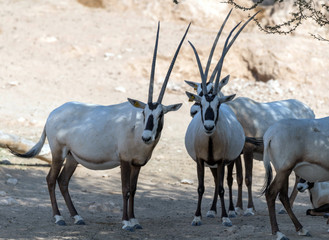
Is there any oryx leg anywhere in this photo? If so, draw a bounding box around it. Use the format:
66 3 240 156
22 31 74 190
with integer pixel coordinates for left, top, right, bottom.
234 156 243 215
120 160 142 231
244 149 255 216
192 159 205 226
278 171 309 237
227 161 237 218
306 204 329 216
128 164 142 229
207 167 218 218
278 173 300 214
217 161 231 227
57 153 84 225
46 149 66 225
265 171 304 240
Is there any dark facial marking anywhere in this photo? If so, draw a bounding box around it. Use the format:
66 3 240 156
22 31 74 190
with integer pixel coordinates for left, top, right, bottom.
299 178 306 183
205 106 215 121
155 112 164 139
308 182 315 190
145 114 154 131
148 102 159 110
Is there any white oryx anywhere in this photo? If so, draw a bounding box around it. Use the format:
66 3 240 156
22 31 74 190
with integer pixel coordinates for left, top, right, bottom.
297 178 329 216
185 10 258 227
185 10 315 217
10 22 190 231
262 117 329 239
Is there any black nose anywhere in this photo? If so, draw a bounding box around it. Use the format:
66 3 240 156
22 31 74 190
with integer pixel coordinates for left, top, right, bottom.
204 125 214 132
142 136 151 143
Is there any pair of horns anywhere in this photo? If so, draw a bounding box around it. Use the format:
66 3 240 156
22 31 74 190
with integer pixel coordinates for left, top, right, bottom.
148 22 191 104
189 9 259 96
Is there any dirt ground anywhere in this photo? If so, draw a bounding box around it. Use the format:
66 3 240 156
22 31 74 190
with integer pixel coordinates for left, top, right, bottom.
0 1 329 239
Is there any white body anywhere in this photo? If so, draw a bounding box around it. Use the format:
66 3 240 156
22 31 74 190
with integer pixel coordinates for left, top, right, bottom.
185 104 245 162
228 97 315 160
298 181 329 209
46 101 158 170
264 117 329 182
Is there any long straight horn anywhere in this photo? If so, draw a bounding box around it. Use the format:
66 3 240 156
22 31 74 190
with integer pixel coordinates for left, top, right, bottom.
157 23 191 103
148 22 160 103
213 11 259 94
188 40 206 95
205 8 232 83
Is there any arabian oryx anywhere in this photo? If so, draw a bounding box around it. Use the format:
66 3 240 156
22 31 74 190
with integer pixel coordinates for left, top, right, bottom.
262 117 329 239
297 178 329 217
185 10 259 227
185 11 315 217
9 22 190 231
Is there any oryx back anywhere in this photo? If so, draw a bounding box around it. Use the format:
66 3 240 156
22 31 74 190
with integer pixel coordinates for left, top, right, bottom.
228 97 315 138
46 101 155 170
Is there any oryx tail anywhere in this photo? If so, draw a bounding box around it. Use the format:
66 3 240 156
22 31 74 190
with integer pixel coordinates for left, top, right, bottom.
10 127 46 158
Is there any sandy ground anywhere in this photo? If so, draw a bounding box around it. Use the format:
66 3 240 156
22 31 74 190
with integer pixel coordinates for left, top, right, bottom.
0 1 329 239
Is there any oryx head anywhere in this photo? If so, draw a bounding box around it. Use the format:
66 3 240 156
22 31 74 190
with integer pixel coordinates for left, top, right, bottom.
297 178 314 192
128 22 190 144
186 75 235 135
185 9 259 118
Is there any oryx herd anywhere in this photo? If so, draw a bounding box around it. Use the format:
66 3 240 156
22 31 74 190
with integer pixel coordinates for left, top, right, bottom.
9 9 329 240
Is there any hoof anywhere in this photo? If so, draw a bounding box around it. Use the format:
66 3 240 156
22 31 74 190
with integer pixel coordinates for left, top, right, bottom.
73 215 85 225
297 228 311 237
134 224 143 229
75 220 86 225
234 207 243 216
222 217 232 227
228 210 237 218
56 220 66 226
243 208 255 216
206 210 216 218
122 220 134 231
276 232 289 240
122 226 135 232
130 218 142 230
54 215 66 226
191 216 202 226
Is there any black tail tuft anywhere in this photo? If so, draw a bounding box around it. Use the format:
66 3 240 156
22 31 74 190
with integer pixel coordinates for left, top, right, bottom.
260 164 273 196
245 137 263 147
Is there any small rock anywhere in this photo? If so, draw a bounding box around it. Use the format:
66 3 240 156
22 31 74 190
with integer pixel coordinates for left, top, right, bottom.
180 179 194 185
6 178 18 185
240 224 255 232
0 191 6 197
39 36 58 43
17 117 26 123
104 52 115 60
0 197 18 206
0 160 11 165
8 81 19 87
115 86 126 93
5 174 12 178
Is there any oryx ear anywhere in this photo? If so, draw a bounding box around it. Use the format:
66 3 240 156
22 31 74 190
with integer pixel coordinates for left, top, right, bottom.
217 75 230 91
127 98 146 109
184 80 199 90
163 103 182 114
219 94 236 104
186 91 202 103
